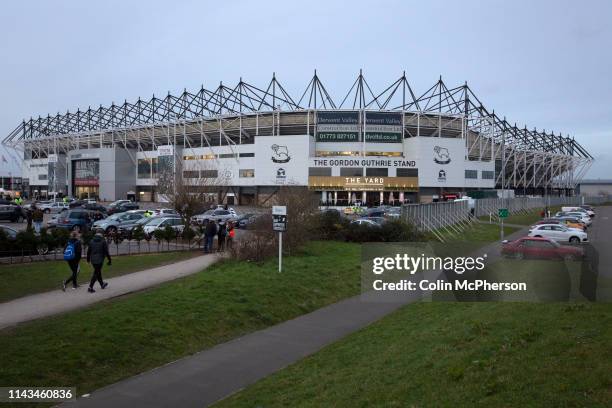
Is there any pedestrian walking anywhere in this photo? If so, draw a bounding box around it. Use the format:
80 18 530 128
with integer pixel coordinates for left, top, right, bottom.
26 207 33 231
86 232 111 293
217 220 227 252
62 231 82 291
203 219 217 253
227 222 235 250
32 204 43 234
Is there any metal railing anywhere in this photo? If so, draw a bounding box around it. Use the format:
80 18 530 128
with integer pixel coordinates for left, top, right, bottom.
401 195 611 242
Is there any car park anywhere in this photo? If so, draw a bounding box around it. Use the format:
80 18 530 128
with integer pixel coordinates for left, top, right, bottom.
501 236 584 261
92 210 145 234
528 224 588 243
235 213 256 229
143 216 185 237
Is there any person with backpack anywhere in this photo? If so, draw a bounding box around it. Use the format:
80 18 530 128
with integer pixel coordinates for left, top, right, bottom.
62 231 82 291
217 220 227 252
86 232 111 293
203 219 217 253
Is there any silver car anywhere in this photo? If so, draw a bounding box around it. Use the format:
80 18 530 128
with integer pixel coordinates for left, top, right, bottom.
92 210 145 234
192 209 238 224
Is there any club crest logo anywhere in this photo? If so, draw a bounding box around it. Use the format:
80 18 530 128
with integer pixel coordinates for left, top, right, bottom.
271 144 291 163
438 169 447 182
433 146 451 165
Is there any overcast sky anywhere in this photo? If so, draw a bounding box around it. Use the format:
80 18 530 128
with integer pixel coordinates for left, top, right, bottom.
1 0 610 178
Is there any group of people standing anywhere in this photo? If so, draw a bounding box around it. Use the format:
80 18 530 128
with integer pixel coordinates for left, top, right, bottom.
203 219 235 253
61 231 112 293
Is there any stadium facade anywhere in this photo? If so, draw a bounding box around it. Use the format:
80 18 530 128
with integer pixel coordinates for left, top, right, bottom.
2 71 593 205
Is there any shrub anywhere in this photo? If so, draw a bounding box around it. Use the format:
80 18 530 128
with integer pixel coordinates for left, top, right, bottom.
309 210 350 240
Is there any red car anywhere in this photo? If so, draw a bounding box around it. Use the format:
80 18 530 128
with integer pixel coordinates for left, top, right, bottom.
501 237 584 261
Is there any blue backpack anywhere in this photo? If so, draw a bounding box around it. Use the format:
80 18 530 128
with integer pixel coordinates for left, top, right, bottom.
64 241 76 261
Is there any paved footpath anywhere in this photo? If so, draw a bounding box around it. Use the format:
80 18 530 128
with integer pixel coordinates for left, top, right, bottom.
63 226 529 408
0 254 219 330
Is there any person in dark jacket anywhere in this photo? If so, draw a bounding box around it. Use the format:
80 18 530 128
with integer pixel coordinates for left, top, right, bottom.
203 219 217 253
217 220 227 252
26 207 33 231
32 205 44 233
86 232 111 293
62 231 82 291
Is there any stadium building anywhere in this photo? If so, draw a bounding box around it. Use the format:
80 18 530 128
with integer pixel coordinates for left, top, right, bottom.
2 72 593 205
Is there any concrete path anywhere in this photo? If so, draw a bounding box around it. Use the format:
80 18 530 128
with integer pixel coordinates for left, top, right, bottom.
0 254 219 330
63 227 529 408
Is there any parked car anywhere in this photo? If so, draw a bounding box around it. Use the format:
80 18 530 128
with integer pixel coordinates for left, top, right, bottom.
528 224 588 243
501 236 584 261
562 206 594 217
192 209 237 224
107 201 139 215
0 225 47 257
118 215 178 238
92 210 145 234
579 205 596 217
143 216 185 237
351 217 385 227
52 209 94 232
564 211 592 226
534 218 585 231
0 204 25 222
153 208 178 216
40 201 69 214
555 211 592 226
235 213 256 229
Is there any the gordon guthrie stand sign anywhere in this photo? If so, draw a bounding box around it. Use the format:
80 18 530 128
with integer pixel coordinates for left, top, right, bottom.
316 111 360 142
364 111 403 143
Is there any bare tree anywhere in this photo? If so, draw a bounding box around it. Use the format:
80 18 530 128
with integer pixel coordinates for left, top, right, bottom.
156 156 224 225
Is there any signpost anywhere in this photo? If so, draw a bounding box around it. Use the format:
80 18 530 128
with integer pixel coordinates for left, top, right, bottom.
499 208 508 241
272 206 287 272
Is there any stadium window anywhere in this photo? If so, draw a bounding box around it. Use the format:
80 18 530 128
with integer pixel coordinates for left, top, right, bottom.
340 167 363 177
316 151 361 157
137 159 152 178
183 155 197 161
365 168 388 177
365 152 402 157
396 168 418 177
308 167 332 176
465 170 478 179
38 174 47 180
182 170 200 179
202 154 217 160
482 170 495 180
239 152 255 158
201 170 219 178
239 169 255 178
219 153 238 159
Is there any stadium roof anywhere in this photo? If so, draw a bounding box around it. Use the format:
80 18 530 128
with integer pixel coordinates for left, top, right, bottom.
2 71 592 159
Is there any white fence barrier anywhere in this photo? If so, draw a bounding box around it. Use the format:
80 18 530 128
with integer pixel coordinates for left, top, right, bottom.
401 195 611 241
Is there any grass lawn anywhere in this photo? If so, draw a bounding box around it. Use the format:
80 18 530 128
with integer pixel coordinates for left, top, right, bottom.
479 206 562 226
217 302 612 407
0 251 199 303
427 222 520 243
0 241 361 402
